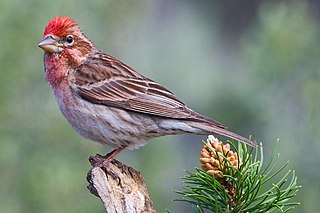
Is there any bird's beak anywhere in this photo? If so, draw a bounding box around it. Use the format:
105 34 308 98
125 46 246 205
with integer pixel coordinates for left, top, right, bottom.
38 35 63 53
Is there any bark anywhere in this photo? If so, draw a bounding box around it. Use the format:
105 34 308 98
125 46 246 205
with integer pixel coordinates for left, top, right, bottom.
87 158 156 213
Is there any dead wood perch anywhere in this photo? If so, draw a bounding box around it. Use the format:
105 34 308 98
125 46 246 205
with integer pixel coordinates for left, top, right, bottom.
87 156 156 213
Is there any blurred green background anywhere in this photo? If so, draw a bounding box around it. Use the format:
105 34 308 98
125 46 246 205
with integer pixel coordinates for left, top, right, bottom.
0 0 319 212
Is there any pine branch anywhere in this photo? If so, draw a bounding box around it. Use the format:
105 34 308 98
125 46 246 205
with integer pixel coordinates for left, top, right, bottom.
172 136 301 213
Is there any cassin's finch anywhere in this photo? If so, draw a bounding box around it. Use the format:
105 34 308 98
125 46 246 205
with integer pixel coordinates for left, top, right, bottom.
38 17 255 165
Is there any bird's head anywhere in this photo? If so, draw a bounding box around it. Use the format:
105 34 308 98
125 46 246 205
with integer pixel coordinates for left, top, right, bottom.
38 17 93 65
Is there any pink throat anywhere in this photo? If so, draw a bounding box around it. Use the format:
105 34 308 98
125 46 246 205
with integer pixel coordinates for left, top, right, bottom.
44 54 69 89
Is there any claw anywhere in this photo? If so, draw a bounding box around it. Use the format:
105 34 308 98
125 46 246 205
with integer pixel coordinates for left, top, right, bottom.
101 165 122 186
89 146 127 167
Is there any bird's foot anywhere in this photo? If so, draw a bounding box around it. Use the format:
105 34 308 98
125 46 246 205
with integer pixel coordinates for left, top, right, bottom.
89 146 127 167
89 153 108 167
87 157 123 187
88 146 128 187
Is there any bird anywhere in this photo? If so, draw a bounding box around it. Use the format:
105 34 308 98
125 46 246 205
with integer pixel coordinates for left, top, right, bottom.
38 16 255 166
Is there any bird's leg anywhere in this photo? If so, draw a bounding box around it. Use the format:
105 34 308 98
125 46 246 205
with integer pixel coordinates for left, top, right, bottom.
89 145 127 167
88 146 128 187
104 146 127 162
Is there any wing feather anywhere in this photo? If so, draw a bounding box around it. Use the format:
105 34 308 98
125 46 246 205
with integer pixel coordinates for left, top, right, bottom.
71 55 226 128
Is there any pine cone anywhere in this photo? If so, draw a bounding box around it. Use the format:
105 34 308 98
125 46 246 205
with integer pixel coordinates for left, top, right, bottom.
200 135 239 179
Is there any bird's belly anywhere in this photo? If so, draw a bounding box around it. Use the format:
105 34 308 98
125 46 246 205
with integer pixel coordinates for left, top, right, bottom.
53 88 160 149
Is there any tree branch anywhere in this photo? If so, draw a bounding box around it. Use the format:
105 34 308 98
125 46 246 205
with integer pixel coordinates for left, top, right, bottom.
87 158 156 213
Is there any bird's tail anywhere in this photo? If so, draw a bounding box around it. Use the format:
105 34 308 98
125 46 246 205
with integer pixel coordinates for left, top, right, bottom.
190 121 256 147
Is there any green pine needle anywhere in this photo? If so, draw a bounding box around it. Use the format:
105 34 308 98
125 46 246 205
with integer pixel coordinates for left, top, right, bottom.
172 139 301 213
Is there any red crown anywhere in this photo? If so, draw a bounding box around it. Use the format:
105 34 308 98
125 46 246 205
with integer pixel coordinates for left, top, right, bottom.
44 16 78 37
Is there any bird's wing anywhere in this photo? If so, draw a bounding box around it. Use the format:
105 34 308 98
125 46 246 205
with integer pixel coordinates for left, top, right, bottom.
71 56 226 128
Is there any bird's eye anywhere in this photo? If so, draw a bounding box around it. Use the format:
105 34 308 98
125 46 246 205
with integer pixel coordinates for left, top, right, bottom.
65 35 74 44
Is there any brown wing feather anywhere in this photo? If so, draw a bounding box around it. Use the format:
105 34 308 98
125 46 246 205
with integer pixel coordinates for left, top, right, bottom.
71 53 226 128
